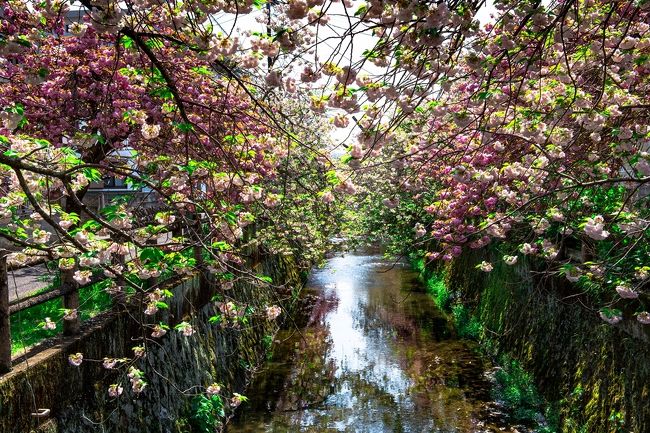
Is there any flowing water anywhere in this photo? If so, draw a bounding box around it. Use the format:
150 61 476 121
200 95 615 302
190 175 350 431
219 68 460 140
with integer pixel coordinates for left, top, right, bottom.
227 249 531 433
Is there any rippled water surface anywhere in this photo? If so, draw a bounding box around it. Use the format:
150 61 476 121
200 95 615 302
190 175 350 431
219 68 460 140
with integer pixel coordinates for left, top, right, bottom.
227 250 527 433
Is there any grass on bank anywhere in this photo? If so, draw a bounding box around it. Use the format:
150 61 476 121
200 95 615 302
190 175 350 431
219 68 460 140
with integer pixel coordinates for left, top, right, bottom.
8 251 188 357
10 280 113 356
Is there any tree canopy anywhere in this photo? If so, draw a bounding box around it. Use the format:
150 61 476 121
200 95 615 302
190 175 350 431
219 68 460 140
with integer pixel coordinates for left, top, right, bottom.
1 0 650 413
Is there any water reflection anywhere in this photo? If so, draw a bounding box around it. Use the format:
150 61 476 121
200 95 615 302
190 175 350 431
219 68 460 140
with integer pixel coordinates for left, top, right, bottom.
227 251 526 433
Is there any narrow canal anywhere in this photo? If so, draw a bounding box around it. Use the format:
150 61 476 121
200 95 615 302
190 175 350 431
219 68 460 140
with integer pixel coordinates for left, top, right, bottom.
227 249 529 433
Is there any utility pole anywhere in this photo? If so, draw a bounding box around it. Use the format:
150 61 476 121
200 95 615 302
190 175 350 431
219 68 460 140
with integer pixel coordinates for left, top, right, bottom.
267 0 273 70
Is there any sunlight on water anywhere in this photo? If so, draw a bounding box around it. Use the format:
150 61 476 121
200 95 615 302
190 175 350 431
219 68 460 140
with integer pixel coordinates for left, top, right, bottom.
227 250 531 433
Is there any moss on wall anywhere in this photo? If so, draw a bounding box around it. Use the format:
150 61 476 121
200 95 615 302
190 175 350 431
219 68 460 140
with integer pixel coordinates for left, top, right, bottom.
431 248 650 433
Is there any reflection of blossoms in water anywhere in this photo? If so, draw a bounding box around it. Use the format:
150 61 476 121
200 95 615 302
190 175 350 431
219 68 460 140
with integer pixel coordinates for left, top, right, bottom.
229 253 538 432
276 325 336 412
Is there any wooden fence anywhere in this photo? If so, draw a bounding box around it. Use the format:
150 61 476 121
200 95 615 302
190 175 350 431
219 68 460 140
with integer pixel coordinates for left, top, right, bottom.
0 211 263 375
0 256 108 373
0 206 191 374
0 248 199 375
0 255 9 373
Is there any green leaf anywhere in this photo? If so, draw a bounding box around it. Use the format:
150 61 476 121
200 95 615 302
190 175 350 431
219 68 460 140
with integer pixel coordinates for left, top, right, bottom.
145 38 164 50
125 177 146 189
325 170 340 185
634 53 649 66
362 48 379 60
340 154 353 164
100 205 119 220
140 247 164 263
476 90 493 100
173 122 194 132
191 66 212 76
121 35 135 49
81 220 102 231
83 168 103 182
211 241 230 251
2 149 19 158
15 35 31 48
224 211 238 225
150 86 173 100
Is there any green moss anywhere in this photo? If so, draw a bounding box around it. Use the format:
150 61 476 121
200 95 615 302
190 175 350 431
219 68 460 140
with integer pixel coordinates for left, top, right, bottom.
477 258 518 335
492 355 544 424
411 255 426 274
451 303 482 340
412 251 557 432
425 274 451 310
411 255 452 310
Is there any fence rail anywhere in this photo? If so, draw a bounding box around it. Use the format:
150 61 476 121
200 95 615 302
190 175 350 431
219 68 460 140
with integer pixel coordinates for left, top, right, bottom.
0 248 196 375
0 255 105 373
0 211 186 375
0 215 254 375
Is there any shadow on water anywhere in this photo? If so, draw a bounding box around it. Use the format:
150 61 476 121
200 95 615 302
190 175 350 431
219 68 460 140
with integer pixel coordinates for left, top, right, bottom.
226 249 531 433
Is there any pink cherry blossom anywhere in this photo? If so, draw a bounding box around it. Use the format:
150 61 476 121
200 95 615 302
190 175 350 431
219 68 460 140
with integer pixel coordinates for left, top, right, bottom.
68 353 83 367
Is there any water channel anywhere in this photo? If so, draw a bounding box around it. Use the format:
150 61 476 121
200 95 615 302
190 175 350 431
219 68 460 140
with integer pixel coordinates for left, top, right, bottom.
227 249 531 433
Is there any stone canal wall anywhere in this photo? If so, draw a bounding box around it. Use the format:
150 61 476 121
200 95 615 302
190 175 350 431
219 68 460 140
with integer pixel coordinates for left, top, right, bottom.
434 248 650 433
0 253 305 433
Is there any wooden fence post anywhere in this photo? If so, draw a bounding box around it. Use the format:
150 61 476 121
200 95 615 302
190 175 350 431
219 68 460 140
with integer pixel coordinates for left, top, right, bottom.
113 255 127 308
62 268 80 336
194 242 214 307
581 239 594 263
146 237 159 289
0 254 11 373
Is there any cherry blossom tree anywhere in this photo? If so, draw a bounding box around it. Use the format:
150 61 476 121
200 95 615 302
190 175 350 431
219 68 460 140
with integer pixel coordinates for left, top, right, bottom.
343 0 650 326
3 0 650 426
